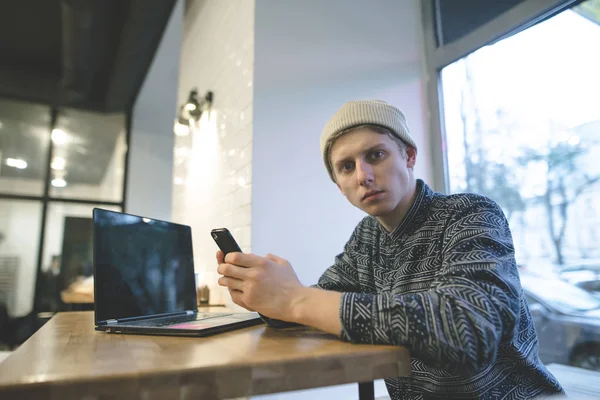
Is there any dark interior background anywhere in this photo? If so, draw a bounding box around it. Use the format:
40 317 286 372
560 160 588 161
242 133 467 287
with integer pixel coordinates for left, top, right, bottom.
0 0 176 112
0 0 176 186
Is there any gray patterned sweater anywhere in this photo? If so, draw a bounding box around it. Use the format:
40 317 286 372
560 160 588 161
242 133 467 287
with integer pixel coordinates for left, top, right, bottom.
314 180 564 399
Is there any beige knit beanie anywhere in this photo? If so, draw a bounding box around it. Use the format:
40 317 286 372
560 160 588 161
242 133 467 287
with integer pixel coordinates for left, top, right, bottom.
320 99 417 182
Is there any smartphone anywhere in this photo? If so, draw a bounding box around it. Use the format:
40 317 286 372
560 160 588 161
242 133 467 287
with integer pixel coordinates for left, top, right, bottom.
211 228 242 257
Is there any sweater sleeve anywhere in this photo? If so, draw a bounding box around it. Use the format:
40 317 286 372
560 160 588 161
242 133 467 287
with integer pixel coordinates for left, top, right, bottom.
339 199 522 375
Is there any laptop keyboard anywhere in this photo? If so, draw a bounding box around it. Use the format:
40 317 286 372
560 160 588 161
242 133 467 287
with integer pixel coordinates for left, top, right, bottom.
125 312 232 327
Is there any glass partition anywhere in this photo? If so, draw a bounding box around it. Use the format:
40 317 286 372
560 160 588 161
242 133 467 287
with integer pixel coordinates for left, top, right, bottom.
0 99 50 196
49 109 126 202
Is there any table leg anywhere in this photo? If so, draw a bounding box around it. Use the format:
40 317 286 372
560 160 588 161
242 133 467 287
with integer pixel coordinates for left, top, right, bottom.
358 381 375 400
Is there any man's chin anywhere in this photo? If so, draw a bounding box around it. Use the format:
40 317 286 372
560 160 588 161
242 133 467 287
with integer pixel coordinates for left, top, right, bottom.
359 203 393 217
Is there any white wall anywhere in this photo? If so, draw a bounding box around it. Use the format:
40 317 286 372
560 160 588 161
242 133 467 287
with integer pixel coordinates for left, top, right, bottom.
173 0 254 306
127 0 183 222
252 0 429 398
252 0 431 282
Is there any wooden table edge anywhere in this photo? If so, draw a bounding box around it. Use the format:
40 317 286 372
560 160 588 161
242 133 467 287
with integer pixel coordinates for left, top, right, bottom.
0 345 410 398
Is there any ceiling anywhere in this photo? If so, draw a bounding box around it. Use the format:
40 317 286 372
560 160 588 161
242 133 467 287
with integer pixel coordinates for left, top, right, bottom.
0 0 177 188
0 0 177 112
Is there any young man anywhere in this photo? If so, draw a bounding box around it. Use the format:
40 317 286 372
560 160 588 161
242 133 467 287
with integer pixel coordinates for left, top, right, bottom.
216 100 564 399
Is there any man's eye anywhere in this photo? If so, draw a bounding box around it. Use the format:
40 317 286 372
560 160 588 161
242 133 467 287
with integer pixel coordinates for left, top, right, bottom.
340 162 354 172
370 151 384 160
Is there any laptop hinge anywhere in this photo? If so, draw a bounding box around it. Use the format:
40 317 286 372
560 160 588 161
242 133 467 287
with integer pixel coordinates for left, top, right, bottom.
99 311 194 325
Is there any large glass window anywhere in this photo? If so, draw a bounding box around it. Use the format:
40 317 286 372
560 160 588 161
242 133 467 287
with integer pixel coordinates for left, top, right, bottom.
440 1 600 371
40 203 121 313
0 97 128 344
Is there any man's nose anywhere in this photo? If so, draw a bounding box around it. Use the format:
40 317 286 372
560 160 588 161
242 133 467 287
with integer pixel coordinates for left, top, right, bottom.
356 160 374 186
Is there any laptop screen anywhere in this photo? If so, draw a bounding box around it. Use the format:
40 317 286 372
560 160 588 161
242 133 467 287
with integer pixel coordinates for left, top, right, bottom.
93 208 197 323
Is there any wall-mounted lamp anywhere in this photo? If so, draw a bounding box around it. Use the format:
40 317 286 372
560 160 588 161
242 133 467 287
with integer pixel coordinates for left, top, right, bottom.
174 89 214 136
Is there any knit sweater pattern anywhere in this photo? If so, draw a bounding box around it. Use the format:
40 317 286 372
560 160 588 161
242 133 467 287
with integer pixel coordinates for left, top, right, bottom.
317 180 564 399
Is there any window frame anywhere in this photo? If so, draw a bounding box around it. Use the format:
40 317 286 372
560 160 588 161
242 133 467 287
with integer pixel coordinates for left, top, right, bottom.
421 0 582 193
0 99 132 313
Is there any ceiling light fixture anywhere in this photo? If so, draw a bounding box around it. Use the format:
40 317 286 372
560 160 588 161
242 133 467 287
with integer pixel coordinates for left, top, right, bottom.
51 128 68 145
51 178 67 188
6 158 27 169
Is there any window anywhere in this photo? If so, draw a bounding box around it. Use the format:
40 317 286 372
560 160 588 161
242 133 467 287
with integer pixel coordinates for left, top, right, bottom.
0 99 50 196
439 0 600 371
39 202 122 313
0 199 43 317
442 3 600 270
49 109 126 202
0 98 129 324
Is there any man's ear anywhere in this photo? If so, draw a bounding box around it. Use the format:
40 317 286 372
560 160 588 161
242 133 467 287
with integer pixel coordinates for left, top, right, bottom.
406 146 417 169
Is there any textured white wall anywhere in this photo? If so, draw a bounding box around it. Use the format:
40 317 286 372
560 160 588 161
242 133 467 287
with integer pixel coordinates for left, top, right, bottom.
173 0 254 306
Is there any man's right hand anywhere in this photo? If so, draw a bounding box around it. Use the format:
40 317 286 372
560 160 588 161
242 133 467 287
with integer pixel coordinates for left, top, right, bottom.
215 250 252 310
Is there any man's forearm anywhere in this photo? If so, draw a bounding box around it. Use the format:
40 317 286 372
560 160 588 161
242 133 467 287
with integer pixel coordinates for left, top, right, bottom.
289 287 343 336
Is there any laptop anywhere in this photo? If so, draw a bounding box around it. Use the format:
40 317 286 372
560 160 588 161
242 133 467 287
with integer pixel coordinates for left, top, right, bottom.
92 208 262 336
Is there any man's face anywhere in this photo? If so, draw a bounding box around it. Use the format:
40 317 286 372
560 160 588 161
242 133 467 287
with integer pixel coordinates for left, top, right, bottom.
329 128 417 225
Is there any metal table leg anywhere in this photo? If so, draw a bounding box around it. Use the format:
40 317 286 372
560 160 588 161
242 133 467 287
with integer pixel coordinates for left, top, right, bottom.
358 381 375 400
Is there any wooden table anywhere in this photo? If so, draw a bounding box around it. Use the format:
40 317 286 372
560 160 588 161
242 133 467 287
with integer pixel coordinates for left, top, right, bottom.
0 311 411 400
